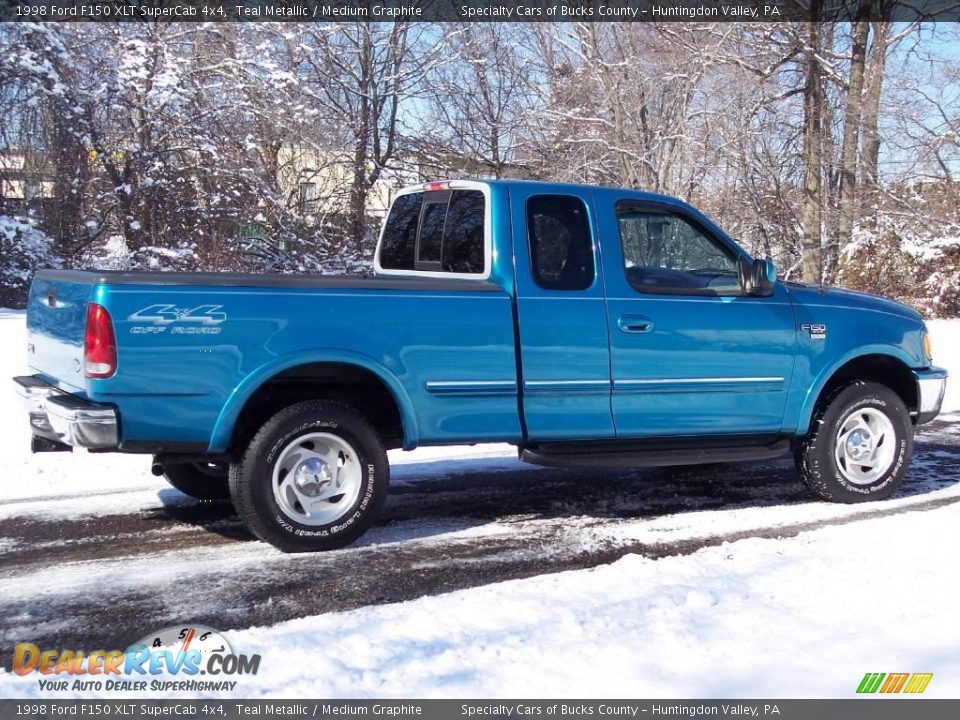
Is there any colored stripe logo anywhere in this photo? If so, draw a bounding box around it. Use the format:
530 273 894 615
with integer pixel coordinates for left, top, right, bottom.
857 672 933 694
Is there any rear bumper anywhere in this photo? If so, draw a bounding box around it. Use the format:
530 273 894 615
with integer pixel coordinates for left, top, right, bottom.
913 367 948 425
12 375 118 450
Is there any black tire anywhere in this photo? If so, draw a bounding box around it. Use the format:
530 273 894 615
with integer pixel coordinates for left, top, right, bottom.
229 400 389 552
795 381 913 503
162 461 230 500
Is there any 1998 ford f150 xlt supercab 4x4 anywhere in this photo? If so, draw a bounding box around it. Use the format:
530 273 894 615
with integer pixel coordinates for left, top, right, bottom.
13 180 949 551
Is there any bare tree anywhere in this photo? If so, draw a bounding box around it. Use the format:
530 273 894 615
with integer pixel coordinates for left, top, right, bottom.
801 8 825 284
422 25 537 178
299 23 443 251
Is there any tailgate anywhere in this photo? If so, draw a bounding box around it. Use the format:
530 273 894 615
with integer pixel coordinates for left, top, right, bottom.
26 271 98 392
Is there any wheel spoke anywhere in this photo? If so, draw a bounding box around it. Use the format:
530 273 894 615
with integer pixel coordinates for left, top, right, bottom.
278 475 313 517
838 419 869 444
313 484 346 502
279 449 305 474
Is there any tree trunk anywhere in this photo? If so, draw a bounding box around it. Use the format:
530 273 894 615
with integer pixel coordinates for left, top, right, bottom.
801 7 824 285
860 20 890 228
832 2 872 279
348 25 373 253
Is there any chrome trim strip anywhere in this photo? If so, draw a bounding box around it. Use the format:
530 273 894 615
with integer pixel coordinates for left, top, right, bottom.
525 380 610 387
524 380 611 394
614 376 785 394
616 377 784 386
425 380 517 397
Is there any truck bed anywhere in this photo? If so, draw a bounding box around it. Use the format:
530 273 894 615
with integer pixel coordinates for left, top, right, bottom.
25 269 520 452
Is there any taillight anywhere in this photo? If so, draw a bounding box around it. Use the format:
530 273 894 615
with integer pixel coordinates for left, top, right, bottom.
423 181 451 192
84 303 117 379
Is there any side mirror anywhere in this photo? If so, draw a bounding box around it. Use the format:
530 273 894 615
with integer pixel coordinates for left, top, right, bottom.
739 258 776 297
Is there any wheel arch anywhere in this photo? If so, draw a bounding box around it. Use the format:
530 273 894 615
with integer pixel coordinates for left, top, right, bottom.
797 347 919 435
208 350 418 454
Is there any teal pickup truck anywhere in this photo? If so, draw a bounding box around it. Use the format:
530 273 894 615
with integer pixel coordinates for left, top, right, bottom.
13 180 948 551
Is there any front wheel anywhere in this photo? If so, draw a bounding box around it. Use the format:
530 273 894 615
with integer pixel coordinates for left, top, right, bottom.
229 400 389 552
795 381 913 503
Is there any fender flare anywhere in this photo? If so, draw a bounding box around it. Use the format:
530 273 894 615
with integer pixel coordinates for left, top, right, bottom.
207 349 418 453
795 344 918 435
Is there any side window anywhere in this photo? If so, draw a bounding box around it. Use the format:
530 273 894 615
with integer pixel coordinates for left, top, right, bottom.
616 203 741 295
379 193 423 271
379 190 486 275
527 195 595 291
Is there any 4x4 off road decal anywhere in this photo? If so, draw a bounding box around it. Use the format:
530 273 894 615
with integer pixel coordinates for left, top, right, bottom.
128 304 226 335
800 322 827 340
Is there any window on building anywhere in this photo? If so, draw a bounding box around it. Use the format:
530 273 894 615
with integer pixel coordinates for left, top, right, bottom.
298 182 317 212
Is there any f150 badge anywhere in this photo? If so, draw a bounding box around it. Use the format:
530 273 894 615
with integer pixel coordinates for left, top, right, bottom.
128 304 226 335
801 323 827 340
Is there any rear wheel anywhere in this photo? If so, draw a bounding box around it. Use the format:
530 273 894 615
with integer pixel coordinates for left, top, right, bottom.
795 381 912 502
162 461 230 500
229 400 389 552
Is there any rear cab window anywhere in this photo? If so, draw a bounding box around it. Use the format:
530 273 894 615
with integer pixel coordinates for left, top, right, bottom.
376 183 489 278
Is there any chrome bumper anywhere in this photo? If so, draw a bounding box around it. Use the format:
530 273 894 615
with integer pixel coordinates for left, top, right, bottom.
13 375 118 450
913 368 948 425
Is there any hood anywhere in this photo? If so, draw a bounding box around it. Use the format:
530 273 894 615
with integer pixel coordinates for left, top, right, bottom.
784 282 924 324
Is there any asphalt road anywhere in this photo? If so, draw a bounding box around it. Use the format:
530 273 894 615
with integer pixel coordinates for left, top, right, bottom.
1 418 958 667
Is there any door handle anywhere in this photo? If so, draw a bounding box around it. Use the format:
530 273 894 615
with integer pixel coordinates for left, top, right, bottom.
618 315 654 334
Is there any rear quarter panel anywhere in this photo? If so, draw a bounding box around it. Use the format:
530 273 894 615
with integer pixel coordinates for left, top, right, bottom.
94 285 521 451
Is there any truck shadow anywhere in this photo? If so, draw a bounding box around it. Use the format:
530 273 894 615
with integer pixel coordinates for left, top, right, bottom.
154 438 960 547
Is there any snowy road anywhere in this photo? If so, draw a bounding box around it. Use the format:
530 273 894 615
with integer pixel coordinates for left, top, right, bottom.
2 415 959 670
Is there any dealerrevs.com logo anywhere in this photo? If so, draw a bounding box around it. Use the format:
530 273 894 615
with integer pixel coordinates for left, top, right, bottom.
13 625 260 693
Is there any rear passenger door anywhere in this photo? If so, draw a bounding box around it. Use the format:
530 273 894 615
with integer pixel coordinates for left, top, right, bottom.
510 185 615 441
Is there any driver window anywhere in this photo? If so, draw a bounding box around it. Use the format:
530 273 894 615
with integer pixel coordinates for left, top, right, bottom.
616 203 741 295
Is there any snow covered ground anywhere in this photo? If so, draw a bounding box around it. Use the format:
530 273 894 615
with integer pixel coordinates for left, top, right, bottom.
0 309 958 698
173 507 960 698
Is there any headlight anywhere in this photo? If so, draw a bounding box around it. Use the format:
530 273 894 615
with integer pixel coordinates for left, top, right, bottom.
923 332 934 363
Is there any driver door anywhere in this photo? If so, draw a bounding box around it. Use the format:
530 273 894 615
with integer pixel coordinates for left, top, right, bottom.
594 190 797 438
